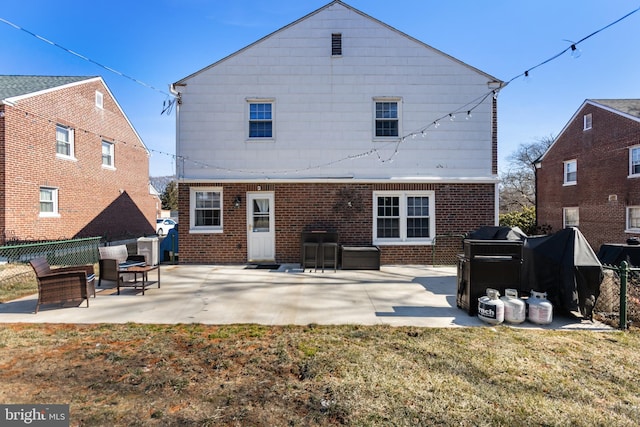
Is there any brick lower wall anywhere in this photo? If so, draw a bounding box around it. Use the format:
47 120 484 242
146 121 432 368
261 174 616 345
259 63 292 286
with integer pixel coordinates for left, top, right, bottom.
178 182 496 265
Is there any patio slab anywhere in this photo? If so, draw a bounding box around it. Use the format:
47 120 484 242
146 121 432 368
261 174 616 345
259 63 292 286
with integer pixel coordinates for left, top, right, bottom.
0 264 612 330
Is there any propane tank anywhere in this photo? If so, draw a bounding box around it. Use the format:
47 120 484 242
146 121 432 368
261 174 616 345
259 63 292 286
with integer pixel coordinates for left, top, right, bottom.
527 290 553 325
501 289 526 324
478 288 504 325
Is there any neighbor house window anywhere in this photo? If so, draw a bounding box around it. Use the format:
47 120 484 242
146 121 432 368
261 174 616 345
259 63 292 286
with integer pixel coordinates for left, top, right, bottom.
627 207 640 231
564 160 577 185
583 113 592 130
373 191 434 244
95 90 104 109
189 187 223 233
374 98 401 138
102 141 114 168
630 146 640 177
248 100 273 139
56 124 74 158
39 187 59 217
332 33 342 56
563 207 579 228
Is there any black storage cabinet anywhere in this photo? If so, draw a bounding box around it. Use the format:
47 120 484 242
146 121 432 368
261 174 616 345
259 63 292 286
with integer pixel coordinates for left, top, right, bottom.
341 246 380 270
456 240 523 315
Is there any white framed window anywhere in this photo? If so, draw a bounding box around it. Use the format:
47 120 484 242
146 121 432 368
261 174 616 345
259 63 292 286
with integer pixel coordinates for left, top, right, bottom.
563 159 577 185
39 187 59 217
374 98 401 139
563 207 579 228
629 146 640 177
583 113 592 131
189 187 223 233
102 141 114 168
95 91 104 109
626 206 640 232
247 99 274 140
56 124 74 158
373 191 435 245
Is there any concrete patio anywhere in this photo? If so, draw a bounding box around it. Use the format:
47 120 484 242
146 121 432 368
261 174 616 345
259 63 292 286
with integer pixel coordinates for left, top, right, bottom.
0 264 611 330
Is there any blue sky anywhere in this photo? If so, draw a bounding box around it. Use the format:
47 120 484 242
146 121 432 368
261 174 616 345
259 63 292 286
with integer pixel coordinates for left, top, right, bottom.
2 0 638 177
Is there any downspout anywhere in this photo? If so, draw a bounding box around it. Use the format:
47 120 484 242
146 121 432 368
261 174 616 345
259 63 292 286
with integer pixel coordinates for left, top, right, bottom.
169 83 183 179
534 160 541 231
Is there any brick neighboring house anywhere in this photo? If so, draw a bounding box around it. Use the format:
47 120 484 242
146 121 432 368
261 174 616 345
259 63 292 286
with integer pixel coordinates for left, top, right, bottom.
535 99 640 251
0 75 158 243
171 0 502 265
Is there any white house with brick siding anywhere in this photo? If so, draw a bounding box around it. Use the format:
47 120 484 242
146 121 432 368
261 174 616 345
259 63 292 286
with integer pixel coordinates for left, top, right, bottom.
171 0 502 265
535 99 640 251
0 75 157 243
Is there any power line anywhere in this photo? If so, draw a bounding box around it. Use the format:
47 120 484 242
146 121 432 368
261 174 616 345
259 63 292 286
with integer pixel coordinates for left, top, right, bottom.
0 17 175 100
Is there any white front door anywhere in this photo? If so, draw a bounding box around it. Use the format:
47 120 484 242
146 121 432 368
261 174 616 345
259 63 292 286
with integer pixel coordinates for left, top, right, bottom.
247 192 275 262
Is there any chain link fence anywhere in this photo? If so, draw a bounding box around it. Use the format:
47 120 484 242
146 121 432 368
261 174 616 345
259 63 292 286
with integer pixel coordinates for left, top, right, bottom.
0 237 101 299
594 263 640 329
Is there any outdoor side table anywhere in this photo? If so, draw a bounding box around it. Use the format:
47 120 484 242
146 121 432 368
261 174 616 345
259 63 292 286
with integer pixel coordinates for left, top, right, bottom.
117 264 160 295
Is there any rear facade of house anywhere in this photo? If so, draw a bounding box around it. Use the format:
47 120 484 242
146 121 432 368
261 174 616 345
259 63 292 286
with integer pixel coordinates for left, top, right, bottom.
172 1 502 265
0 75 157 243
536 99 640 251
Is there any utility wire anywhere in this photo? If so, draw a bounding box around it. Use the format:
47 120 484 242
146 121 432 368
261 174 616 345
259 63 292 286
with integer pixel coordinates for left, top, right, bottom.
0 17 174 100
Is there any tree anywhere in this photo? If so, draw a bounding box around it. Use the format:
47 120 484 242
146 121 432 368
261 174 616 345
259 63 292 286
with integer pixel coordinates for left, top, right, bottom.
161 180 178 211
499 135 554 213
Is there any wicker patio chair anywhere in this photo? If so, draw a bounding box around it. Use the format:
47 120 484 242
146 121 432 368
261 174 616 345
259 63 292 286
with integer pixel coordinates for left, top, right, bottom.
29 257 96 313
98 245 146 287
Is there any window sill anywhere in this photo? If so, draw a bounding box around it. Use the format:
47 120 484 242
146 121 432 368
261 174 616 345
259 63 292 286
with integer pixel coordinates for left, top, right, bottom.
246 138 275 143
189 228 223 234
56 154 77 161
628 174 640 179
39 213 61 218
563 182 577 187
102 165 116 171
625 229 640 234
373 240 433 246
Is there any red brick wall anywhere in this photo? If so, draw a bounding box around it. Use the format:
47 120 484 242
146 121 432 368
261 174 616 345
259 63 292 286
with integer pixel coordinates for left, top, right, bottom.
1 79 157 242
178 182 496 265
537 103 640 251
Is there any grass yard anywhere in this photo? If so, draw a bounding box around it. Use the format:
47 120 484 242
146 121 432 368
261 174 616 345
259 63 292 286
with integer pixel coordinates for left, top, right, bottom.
0 323 639 426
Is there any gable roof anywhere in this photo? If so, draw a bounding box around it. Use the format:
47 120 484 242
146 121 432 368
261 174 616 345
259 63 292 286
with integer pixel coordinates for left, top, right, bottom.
173 0 500 86
590 99 640 120
0 75 94 101
537 98 640 163
0 75 149 155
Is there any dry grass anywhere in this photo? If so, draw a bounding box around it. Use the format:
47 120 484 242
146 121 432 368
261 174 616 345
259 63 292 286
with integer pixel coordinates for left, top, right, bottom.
0 323 639 426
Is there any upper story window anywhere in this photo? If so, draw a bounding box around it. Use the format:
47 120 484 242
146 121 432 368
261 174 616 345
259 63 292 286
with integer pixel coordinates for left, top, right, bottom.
583 113 592 131
331 33 342 56
627 206 640 232
374 98 401 139
373 191 435 245
102 141 115 168
39 187 59 217
629 146 640 177
248 100 274 140
564 159 577 185
95 91 104 109
56 124 74 158
189 187 223 233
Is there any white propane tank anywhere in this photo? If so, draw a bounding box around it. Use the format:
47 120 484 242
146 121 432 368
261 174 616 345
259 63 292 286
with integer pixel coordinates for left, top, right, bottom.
478 288 504 325
501 289 526 324
527 290 553 325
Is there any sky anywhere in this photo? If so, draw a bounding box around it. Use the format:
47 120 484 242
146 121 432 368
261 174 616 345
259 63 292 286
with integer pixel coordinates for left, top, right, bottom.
1 0 639 177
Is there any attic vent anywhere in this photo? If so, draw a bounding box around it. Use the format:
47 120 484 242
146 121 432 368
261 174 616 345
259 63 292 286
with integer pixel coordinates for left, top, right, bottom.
332 33 342 56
